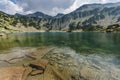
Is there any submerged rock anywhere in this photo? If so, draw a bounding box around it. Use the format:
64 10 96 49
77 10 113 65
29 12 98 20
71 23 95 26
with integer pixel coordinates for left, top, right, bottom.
43 47 120 80
22 67 32 80
30 70 43 76
0 67 25 80
29 59 48 70
0 47 120 80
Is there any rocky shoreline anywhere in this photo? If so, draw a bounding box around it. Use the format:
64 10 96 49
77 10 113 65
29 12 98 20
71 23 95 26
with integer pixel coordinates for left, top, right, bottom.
0 46 120 80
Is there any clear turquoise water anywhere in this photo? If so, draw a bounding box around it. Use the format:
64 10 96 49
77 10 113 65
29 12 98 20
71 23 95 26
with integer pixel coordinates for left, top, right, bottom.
0 32 120 55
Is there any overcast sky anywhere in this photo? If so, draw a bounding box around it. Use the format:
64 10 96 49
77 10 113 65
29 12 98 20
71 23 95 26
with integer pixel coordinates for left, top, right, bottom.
0 0 120 16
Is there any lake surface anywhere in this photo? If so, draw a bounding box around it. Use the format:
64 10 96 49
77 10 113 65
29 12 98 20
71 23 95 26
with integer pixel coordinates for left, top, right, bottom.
0 32 120 80
0 32 120 55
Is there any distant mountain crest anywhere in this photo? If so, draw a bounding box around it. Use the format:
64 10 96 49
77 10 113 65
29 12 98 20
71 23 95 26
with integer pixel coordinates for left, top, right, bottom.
54 13 64 18
15 12 52 18
26 12 52 18
0 2 120 32
15 13 23 17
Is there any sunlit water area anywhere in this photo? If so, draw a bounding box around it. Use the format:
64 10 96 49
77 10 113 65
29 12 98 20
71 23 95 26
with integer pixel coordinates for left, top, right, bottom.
0 32 120 80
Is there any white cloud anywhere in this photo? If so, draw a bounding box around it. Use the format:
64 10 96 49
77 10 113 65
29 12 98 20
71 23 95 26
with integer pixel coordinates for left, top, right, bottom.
0 0 120 15
100 0 120 3
63 0 120 14
16 0 74 16
63 0 88 14
0 0 23 14
101 0 107 3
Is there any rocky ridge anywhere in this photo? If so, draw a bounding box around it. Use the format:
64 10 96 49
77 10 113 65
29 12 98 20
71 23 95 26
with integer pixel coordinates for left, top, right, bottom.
0 2 120 33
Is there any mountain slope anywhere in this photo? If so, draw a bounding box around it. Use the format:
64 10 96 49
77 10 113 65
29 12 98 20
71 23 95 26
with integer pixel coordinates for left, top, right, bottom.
0 2 120 32
50 2 120 31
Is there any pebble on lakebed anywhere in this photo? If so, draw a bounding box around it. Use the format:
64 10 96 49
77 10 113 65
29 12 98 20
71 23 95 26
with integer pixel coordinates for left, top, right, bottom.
0 46 120 80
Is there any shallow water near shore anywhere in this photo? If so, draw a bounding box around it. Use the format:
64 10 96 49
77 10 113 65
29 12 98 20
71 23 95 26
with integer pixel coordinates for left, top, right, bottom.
0 32 120 80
